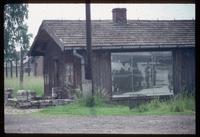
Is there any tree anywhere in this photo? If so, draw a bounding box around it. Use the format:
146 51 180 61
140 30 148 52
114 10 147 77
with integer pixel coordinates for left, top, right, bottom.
17 24 32 88
4 4 32 88
4 4 28 60
13 50 20 77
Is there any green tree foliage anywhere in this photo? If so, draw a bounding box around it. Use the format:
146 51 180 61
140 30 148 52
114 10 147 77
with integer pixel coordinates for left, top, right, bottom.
4 4 32 61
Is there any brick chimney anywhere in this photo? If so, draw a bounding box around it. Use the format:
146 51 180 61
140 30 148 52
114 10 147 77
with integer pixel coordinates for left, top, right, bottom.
112 8 127 24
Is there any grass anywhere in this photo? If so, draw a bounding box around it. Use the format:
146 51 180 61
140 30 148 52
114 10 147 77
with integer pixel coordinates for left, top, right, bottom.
38 94 195 116
134 95 195 115
4 76 195 116
4 75 44 96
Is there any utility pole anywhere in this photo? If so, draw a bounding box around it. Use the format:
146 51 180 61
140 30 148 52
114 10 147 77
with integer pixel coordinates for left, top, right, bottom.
85 1 94 97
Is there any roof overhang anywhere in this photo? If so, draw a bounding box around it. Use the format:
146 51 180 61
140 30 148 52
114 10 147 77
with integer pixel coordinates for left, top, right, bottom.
28 22 64 56
64 43 195 52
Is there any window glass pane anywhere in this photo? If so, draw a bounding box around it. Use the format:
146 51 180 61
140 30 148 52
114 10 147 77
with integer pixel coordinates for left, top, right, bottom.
111 51 173 97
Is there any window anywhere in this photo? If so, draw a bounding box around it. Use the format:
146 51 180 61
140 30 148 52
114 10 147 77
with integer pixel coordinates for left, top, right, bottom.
111 51 173 96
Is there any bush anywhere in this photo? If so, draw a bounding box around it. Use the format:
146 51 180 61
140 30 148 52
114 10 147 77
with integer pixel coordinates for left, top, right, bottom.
169 93 195 112
149 97 161 109
75 94 95 107
170 104 184 112
184 95 195 111
137 104 149 112
94 91 107 106
85 96 95 107
75 90 106 107
74 89 83 99
85 95 106 107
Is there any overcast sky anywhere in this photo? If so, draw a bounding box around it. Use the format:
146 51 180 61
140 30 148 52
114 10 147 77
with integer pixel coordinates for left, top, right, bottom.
26 4 195 45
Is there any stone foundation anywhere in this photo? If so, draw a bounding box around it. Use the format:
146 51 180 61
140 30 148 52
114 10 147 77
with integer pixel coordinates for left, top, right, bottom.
7 98 73 109
5 89 74 109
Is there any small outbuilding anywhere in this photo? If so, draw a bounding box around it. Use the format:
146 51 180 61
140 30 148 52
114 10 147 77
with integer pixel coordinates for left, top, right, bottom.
29 8 195 99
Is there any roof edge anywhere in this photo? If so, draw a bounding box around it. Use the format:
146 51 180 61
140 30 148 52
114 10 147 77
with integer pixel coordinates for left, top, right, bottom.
42 21 64 51
64 43 195 50
28 25 42 56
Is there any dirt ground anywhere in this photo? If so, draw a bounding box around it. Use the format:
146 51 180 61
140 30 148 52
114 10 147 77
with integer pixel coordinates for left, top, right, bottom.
4 107 195 134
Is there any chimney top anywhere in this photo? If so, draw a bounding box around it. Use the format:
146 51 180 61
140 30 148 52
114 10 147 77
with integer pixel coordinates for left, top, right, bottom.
112 8 127 24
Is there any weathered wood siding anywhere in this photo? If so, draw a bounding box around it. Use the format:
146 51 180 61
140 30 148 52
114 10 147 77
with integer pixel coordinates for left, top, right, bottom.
64 53 82 89
31 56 44 76
173 48 195 95
43 38 65 97
92 51 112 98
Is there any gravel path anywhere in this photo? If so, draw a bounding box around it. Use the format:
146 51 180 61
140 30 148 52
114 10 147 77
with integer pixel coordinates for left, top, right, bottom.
5 112 195 134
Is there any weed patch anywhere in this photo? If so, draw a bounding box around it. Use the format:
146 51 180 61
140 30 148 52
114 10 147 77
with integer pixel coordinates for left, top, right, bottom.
4 76 44 96
39 93 195 116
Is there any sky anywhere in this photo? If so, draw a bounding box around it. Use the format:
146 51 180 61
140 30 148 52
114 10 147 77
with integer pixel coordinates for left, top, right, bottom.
26 4 195 46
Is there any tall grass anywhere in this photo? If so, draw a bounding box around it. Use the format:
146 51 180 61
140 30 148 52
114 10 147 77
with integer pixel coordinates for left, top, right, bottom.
135 94 195 114
39 93 195 116
4 75 44 96
169 94 195 112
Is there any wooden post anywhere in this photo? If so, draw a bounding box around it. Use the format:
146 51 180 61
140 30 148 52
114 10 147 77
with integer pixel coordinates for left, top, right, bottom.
85 2 92 80
16 59 18 77
10 60 13 78
85 2 94 97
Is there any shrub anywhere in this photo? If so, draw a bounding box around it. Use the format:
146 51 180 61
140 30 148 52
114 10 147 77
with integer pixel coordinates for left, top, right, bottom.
76 89 107 107
170 104 184 112
85 96 95 107
149 97 161 109
74 88 83 99
137 104 149 112
94 91 107 106
184 95 195 111
169 93 194 112
75 94 95 107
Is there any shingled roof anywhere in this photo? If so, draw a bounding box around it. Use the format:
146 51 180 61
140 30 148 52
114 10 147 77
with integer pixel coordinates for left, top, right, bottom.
30 19 195 55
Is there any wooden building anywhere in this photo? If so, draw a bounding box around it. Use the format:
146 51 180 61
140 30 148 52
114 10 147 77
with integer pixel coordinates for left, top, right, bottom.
29 8 195 98
30 56 44 76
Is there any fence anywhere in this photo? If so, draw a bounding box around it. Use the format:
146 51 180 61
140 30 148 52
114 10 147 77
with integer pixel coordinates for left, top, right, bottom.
4 61 34 78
